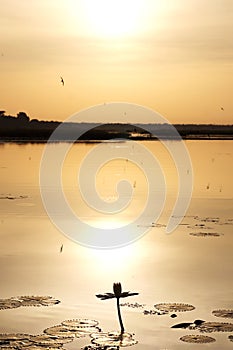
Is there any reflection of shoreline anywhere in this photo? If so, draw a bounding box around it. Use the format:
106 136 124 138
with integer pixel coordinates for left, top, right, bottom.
0 135 233 143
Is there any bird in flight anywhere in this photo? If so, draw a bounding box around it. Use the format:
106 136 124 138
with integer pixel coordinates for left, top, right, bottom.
60 76 64 86
221 107 224 111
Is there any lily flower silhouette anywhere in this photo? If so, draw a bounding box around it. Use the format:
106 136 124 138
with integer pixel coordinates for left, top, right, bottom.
96 282 138 334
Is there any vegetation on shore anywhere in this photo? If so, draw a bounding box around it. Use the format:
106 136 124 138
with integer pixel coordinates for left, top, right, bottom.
0 110 232 141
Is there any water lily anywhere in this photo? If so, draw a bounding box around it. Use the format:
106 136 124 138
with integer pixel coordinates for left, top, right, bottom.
96 282 138 334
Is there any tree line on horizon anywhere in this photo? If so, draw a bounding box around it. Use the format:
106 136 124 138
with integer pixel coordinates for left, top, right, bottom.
0 110 232 141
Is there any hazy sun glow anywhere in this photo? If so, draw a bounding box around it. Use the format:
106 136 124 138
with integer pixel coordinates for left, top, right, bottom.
82 0 144 38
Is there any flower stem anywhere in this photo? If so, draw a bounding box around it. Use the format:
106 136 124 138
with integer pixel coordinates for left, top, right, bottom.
116 297 124 334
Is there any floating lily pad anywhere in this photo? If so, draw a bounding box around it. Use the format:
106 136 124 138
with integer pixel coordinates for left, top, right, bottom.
0 195 28 200
187 224 213 230
143 309 167 316
194 216 220 223
12 296 60 307
0 334 31 341
180 334 216 343
82 346 119 350
44 325 78 338
229 335 233 342
120 302 145 309
154 303 195 313
44 323 99 339
30 334 73 346
198 322 233 333
22 346 63 350
61 319 98 328
7 339 33 347
189 232 222 237
212 309 233 319
0 334 33 348
0 299 21 310
171 320 205 329
91 331 137 347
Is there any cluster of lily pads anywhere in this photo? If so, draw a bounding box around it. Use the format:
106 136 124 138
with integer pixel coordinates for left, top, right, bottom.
0 194 28 200
0 319 137 350
0 296 60 310
120 301 233 344
138 214 233 238
170 306 233 344
0 288 138 349
1 290 232 347
121 302 196 316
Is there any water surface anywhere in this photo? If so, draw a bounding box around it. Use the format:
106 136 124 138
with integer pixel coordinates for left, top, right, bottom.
0 141 232 349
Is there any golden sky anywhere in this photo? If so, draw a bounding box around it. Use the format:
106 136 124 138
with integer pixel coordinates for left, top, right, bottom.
0 0 233 123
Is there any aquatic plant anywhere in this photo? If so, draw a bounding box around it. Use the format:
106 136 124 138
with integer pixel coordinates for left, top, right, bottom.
90 331 138 347
154 302 195 313
189 231 222 237
198 321 233 333
212 309 233 319
44 319 100 338
0 296 60 310
179 334 216 343
96 282 138 334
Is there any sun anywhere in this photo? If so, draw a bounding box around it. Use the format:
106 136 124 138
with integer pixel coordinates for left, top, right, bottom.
81 0 144 38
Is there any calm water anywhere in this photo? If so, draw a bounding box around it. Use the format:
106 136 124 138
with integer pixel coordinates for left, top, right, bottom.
0 140 232 349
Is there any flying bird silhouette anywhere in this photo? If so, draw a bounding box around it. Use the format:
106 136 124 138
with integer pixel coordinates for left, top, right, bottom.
221 107 224 111
60 77 64 86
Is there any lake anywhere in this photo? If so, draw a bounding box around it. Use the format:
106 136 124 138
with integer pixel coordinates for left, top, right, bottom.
0 140 232 349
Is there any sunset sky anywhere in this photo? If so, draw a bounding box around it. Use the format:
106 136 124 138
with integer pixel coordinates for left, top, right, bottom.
0 0 233 124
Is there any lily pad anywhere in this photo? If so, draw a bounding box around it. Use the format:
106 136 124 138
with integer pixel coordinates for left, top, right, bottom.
22 346 63 350
212 309 233 319
143 309 167 316
180 334 216 343
198 322 233 333
154 303 195 313
30 334 73 346
0 334 31 341
194 216 220 223
120 302 145 309
0 334 33 348
61 319 99 328
44 323 99 339
0 299 21 310
187 224 213 230
82 346 119 350
90 331 137 347
44 325 79 338
189 232 222 237
12 296 60 307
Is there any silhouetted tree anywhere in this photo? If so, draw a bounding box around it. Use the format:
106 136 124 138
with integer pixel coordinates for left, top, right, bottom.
17 112 29 123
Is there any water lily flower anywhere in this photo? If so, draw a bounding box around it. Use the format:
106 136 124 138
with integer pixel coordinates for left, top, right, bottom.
96 282 138 334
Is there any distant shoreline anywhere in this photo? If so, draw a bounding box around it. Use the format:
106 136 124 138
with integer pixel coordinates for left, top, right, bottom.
0 112 232 142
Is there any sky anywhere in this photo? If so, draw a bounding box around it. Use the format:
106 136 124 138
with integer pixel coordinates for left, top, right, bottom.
0 0 233 124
